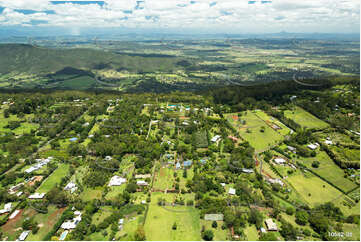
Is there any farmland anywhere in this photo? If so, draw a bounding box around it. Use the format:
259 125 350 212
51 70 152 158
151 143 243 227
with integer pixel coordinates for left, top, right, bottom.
284 106 329 129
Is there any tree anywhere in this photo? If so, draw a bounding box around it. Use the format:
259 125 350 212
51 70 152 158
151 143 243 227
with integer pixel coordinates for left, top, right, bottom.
259 232 278 241
280 221 297 240
202 230 214 241
312 161 320 168
172 222 177 230
295 211 309 226
212 221 218 228
134 226 146 241
248 208 263 229
286 207 295 215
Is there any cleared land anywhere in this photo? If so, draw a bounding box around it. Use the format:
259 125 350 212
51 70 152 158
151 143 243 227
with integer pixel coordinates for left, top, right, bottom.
36 163 70 193
284 106 329 129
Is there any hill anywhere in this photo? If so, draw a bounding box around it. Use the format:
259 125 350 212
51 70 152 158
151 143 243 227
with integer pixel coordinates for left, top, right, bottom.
0 44 180 75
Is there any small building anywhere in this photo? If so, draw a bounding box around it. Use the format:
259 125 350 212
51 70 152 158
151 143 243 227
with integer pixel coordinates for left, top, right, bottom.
324 140 333 145
204 214 224 221
108 176 127 186
307 144 318 150
0 202 12 214
228 188 236 195
241 168 254 173
260 227 267 233
267 178 284 186
135 174 151 179
9 210 20 219
69 137 78 142
274 157 286 165
64 182 78 193
220 183 226 187
183 160 192 167
18 231 30 241
118 218 124 225
287 146 296 153
28 193 45 199
265 218 278 231
104 156 113 161
211 135 221 142
175 162 181 169
137 180 148 186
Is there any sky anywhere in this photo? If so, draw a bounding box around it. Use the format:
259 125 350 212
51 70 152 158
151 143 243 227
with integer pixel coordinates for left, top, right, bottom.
0 0 359 34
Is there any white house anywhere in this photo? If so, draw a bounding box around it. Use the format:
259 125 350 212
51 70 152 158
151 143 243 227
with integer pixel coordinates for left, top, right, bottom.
64 182 78 193
9 210 20 219
211 135 221 142
28 193 45 199
274 158 286 165
108 176 127 186
265 218 278 231
61 211 82 230
137 180 148 186
228 188 236 195
0 202 12 214
307 144 318 150
18 231 30 241
324 140 333 145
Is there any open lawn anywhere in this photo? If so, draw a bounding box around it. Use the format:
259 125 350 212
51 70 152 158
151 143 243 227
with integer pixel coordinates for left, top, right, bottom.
80 187 103 202
201 220 229 241
144 192 201 241
226 111 284 152
36 163 70 193
286 171 344 207
244 224 259 241
284 106 329 129
342 223 360 241
255 110 292 136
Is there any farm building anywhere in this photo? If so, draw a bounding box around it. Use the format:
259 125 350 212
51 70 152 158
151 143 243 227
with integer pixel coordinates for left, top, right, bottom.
204 214 224 221
108 176 126 186
265 218 278 231
18 231 30 241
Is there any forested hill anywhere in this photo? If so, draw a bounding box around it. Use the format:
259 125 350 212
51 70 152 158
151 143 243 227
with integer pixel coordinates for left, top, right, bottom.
0 44 180 74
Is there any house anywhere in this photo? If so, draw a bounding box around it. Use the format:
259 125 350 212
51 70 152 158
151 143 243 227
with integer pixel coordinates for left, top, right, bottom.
118 218 124 225
265 218 278 231
183 160 192 167
267 178 284 186
175 162 181 169
28 193 45 199
0 202 12 214
220 183 226 187
18 231 30 241
64 182 78 193
287 146 296 153
108 176 126 186
307 144 318 150
204 214 224 221
16 191 23 197
25 158 51 173
211 135 221 142
9 210 20 219
8 183 24 194
228 188 236 195
137 180 148 186
274 157 286 165
61 211 82 230
324 140 333 145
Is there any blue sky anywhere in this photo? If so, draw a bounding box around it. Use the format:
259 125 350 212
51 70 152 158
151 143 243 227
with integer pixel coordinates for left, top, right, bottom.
0 0 359 34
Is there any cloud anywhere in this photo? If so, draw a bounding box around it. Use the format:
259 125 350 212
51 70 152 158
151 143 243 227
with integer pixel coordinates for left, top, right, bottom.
0 0 358 33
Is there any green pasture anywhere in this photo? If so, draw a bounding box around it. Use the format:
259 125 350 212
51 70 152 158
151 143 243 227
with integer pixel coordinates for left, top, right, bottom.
36 163 70 193
284 106 329 129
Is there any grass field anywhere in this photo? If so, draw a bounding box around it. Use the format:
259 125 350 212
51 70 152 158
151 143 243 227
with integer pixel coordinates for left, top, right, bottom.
144 192 201 241
200 220 229 241
255 110 292 136
36 163 70 193
153 167 175 190
342 223 360 241
286 171 344 207
80 187 103 201
226 111 284 152
296 151 357 193
26 206 66 241
244 224 259 241
284 106 329 129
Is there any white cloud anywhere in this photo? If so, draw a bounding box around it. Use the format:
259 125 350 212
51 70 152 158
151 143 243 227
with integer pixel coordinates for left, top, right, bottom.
0 0 358 32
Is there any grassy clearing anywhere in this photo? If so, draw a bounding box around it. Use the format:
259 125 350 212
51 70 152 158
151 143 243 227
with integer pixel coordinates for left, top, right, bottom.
284 106 329 129
226 111 284 152
296 151 357 192
255 110 292 136
200 220 229 241
286 171 344 207
80 187 103 202
26 206 66 241
244 224 259 241
144 192 201 241
36 163 70 193
153 167 175 190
